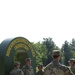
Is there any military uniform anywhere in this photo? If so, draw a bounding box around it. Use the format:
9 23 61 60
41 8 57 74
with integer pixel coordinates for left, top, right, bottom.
44 50 73 75
22 65 34 75
10 68 24 75
44 60 73 75
10 61 24 75
22 58 34 75
71 65 75 74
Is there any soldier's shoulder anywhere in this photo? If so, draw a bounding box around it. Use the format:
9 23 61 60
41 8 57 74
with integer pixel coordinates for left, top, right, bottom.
23 65 26 68
10 69 16 72
10 69 14 74
29 66 33 69
17 69 24 75
59 64 70 72
17 69 22 71
10 69 18 75
44 62 53 70
22 66 26 70
60 64 69 69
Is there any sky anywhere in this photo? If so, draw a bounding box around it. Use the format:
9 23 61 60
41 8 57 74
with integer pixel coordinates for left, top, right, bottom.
0 0 75 48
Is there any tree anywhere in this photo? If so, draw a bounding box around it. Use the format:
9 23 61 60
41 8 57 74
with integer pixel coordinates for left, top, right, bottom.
61 41 72 65
70 39 75 51
69 39 75 58
32 42 47 66
42 37 60 65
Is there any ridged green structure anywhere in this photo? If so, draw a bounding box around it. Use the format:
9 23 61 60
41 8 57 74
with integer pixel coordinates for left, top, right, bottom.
0 37 36 75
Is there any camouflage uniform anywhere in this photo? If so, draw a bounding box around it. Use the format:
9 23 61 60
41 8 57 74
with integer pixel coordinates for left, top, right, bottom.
10 68 24 75
71 65 75 74
22 65 34 75
22 58 34 75
44 60 73 75
44 50 73 75
10 61 24 75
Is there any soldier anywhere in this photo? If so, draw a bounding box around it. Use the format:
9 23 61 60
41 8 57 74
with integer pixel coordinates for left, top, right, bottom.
22 58 34 75
10 61 24 75
68 58 75 74
44 50 74 75
36 64 44 75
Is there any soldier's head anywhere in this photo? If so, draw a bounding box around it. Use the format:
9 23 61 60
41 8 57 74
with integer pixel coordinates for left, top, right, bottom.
25 58 31 66
52 50 61 60
14 61 20 68
38 64 43 71
68 58 75 66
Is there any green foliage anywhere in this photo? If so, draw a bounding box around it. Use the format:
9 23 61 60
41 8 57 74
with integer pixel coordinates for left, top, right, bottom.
61 39 75 66
32 42 47 66
70 39 75 58
32 37 60 66
42 37 60 65
31 37 75 66
61 41 71 65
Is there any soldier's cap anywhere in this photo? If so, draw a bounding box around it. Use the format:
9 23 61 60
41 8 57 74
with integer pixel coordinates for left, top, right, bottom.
25 58 31 62
14 61 20 66
52 50 60 56
38 64 43 68
68 58 75 62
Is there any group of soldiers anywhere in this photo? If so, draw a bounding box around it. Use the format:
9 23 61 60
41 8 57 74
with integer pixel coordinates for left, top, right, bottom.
10 50 75 75
10 58 34 75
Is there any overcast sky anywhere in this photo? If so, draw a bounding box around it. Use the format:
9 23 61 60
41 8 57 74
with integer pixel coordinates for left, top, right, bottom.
0 0 75 48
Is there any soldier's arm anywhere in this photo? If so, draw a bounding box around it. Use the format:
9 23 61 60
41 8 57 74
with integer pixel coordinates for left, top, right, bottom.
71 66 75 74
19 70 24 75
65 67 74 75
